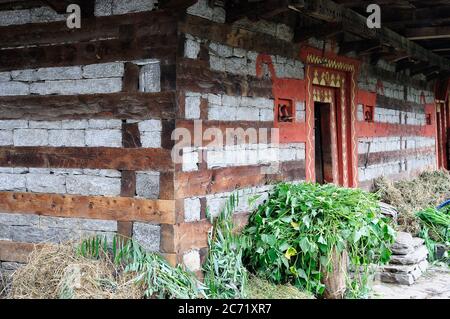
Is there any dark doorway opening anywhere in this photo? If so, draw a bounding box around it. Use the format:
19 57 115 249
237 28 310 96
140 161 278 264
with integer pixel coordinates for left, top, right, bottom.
314 102 333 184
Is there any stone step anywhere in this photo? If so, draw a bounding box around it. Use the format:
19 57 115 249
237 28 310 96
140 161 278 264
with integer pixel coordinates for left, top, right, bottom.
390 245 428 265
381 260 428 274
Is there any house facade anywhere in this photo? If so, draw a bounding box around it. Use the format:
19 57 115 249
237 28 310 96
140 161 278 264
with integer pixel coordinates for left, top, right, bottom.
0 0 449 275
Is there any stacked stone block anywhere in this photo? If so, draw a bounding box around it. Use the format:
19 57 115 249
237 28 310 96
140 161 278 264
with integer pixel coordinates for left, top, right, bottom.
358 135 436 182
181 143 306 172
0 119 162 148
378 232 429 285
0 60 161 96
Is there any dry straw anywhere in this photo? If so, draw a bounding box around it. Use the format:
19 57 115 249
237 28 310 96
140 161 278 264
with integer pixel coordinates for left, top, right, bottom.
8 243 142 299
373 170 450 234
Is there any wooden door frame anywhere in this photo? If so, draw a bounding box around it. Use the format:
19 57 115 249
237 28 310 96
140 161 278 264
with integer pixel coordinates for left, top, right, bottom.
300 46 360 187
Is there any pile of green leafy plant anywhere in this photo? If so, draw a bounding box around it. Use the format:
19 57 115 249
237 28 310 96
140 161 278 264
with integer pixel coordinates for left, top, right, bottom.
243 182 396 298
415 207 449 262
203 193 249 298
79 236 203 299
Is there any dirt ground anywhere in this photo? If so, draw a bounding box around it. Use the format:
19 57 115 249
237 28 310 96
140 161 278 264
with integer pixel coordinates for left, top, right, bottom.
371 265 450 299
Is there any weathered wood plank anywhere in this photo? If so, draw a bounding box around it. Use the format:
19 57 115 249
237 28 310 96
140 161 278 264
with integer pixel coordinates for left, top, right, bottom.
0 192 176 224
376 94 426 113
0 147 173 171
0 10 177 49
0 34 176 71
121 170 137 197
177 59 273 97
0 240 42 263
175 160 306 198
179 15 300 59
0 92 176 120
160 213 252 254
358 146 436 167
122 122 142 148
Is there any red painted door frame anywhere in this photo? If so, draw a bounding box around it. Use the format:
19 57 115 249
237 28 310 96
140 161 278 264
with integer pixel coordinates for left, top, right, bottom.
300 46 360 187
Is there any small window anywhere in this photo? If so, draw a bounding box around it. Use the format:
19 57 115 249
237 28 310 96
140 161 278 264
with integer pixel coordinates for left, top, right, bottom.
277 99 294 123
364 105 374 122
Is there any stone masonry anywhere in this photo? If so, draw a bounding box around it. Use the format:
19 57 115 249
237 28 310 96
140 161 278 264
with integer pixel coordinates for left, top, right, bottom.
0 119 162 148
182 143 306 172
0 212 118 244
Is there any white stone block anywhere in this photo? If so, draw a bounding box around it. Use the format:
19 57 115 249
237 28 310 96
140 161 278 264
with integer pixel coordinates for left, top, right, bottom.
182 150 199 172
185 95 201 119
30 6 66 23
0 173 26 191
61 120 89 129
0 120 27 130
95 0 113 16
35 66 82 80
26 173 66 194
10 69 36 82
112 0 156 14
259 108 274 121
66 175 121 196
222 95 241 107
13 129 48 146
132 222 160 252
0 72 10 82
85 129 122 147
139 61 160 93
209 56 226 72
138 119 162 132
0 130 13 146
0 82 29 95
183 250 201 272
140 131 161 148
136 171 160 199
48 129 85 147
82 62 124 79
0 9 31 26
82 169 121 178
88 119 122 129
28 121 61 129
184 38 201 59
30 78 122 95
236 107 259 121
184 198 201 222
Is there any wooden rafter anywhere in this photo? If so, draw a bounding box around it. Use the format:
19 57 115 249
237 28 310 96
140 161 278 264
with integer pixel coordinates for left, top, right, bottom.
299 0 450 73
406 25 450 40
226 0 305 22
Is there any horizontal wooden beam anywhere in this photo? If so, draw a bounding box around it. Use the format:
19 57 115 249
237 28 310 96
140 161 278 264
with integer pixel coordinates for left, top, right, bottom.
175 161 305 198
358 146 437 167
177 59 273 98
406 25 450 41
0 147 173 171
0 10 176 50
0 192 176 224
0 34 176 72
0 240 42 263
383 6 450 26
300 0 450 72
179 15 301 59
226 0 305 22
0 92 176 121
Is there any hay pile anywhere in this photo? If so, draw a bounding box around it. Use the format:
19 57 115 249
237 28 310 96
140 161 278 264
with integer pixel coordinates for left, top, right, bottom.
8 243 143 299
373 170 450 234
247 275 314 299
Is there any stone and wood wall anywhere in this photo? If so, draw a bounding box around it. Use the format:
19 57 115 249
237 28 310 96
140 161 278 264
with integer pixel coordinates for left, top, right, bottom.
0 0 442 276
